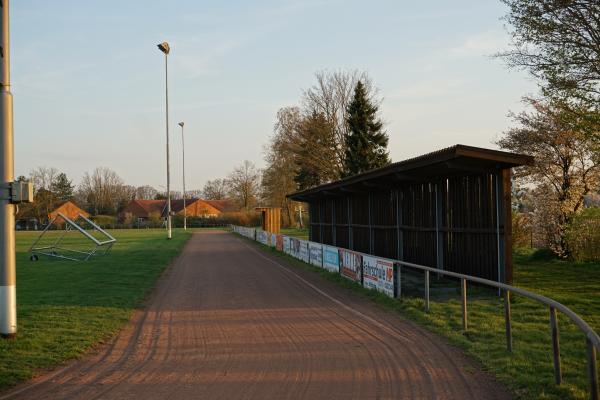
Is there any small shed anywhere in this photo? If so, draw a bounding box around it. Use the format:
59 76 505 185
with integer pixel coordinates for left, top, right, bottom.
288 145 533 284
255 207 281 233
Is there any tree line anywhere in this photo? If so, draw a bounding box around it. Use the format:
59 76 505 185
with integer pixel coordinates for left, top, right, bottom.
496 0 600 258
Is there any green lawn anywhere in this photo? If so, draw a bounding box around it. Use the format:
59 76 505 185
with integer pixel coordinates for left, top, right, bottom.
280 227 309 240
0 229 191 390
243 234 600 400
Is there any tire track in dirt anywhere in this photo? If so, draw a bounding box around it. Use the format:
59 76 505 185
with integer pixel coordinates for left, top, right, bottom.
1 231 512 399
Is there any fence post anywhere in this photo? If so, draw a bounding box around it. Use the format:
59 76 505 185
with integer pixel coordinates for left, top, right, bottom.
504 289 513 352
550 306 562 385
424 270 430 312
588 338 598 400
461 278 468 331
394 263 401 299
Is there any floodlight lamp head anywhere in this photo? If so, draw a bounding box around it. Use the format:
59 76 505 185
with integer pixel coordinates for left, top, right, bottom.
178 122 184 127
157 42 170 55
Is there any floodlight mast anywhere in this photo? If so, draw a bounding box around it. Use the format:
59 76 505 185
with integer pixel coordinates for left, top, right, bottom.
157 42 172 239
0 0 16 338
178 122 186 230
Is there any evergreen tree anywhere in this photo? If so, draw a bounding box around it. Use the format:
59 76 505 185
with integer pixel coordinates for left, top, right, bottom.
294 111 337 190
50 172 74 202
343 81 390 177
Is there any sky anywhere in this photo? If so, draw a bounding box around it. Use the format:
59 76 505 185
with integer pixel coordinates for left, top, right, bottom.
11 0 537 191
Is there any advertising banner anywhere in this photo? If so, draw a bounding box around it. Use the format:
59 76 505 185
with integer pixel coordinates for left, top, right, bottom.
323 245 340 273
276 235 284 252
308 242 322 267
289 237 301 258
256 230 269 245
339 249 362 282
362 255 395 298
299 240 310 263
270 233 277 247
283 236 291 254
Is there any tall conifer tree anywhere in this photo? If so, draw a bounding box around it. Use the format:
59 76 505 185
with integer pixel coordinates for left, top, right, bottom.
343 81 390 177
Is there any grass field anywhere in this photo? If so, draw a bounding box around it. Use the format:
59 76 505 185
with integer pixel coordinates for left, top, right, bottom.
246 232 600 400
0 229 191 390
280 227 309 240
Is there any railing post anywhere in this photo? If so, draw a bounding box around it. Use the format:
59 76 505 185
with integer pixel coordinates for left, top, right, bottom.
588 338 598 400
394 263 401 299
424 270 430 312
504 289 512 352
461 278 467 331
550 306 562 385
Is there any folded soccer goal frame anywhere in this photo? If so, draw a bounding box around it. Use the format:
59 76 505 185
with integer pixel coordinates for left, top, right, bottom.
29 212 117 261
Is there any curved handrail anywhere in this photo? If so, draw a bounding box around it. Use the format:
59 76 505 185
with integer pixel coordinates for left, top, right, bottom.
396 259 600 350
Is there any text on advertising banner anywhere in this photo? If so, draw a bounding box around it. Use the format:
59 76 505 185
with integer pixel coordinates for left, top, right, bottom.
362 255 395 298
308 242 323 267
299 240 310 263
283 236 291 254
339 248 362 282
276 234 284 252
323 245 340 273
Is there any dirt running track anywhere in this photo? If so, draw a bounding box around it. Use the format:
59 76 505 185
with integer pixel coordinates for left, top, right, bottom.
2 231 511 400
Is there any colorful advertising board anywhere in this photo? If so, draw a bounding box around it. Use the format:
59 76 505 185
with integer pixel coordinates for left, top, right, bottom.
299 240 310 263
339 248 362 282
269 233 277 247
256 230 269 245
362 255 395 298
308 242 323 267
276 235 284 252
323 245 340 273
283 236 291 254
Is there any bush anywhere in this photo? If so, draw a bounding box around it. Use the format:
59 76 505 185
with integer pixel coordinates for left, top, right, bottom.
512 211 532 248
566 207 600 261
90 215 117 229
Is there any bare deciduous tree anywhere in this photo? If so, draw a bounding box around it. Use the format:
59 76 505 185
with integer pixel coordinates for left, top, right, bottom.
302 70 376 172
202 179 229 200
227 161 261 211
135 185 158 200
78 167 133 215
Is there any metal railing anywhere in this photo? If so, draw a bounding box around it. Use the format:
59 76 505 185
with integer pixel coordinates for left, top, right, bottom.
397 259 599 400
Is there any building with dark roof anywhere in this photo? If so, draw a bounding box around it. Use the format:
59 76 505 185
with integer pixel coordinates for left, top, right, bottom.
288 144 533 283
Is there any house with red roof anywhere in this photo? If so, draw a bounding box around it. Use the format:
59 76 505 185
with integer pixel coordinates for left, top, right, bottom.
121 198 235 224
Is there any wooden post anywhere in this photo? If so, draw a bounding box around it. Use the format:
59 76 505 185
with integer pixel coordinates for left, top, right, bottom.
435 182 444 270
319 201 323 243
368 193 373 254
550 306 562 385
502 169 513 284
332 199 336 246
424 270 430 312
348 196 353 250
461 278 468 331
396 189 403 261
587 338 599 400
504 289 513 352
394 263 401 298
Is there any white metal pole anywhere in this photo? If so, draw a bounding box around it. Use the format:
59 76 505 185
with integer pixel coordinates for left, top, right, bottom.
164 51 172 239
0 0 16 338
180 122 186 230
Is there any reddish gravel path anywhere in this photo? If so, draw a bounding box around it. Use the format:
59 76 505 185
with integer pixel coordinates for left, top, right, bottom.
1 231 511 399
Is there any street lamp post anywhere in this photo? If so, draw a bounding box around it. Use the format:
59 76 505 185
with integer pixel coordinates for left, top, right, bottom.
178 122 186 230
0 0 16 338
157 41 172 240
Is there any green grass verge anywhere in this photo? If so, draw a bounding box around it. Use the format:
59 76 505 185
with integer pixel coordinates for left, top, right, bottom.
239 235 600 400
0 228 192 390
280 227 309 240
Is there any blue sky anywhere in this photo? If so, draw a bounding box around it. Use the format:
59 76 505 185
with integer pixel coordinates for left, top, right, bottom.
12 0 536 190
